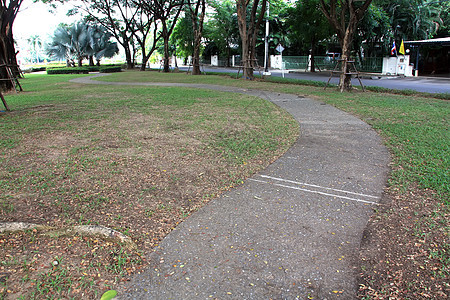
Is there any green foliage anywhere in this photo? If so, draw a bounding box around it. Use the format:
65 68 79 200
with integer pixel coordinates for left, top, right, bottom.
47 22 118 67
286 0 332 54
205 0 240 61
375 0 445 41
355 4 393 57
47 67 90 74
170 12 195 59
99 66 122 73
30 67 46 73
100 290 118 300
46 65 122 74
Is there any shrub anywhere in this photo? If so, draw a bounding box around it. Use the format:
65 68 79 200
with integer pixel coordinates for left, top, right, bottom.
47 67 90 74
99 66 122 73
86 66 100 72
31 67 46 72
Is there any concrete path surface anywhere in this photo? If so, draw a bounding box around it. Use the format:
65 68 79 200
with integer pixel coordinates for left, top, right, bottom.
71 75 390 299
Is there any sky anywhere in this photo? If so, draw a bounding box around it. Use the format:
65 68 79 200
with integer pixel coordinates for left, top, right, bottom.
14 0 79 42
14 0 82 63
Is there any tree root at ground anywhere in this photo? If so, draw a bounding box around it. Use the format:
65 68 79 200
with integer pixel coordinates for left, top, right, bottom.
0 222 136 250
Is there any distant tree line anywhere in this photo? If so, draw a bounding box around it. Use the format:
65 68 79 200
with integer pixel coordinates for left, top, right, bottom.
1 0 448 91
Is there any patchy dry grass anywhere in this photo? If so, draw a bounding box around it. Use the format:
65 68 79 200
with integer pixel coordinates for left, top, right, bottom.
2 70 448 299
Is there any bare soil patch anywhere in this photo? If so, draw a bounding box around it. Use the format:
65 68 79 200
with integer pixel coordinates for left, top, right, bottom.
359 186 449 299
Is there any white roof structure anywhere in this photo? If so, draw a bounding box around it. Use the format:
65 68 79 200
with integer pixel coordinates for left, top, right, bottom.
405 37 450 45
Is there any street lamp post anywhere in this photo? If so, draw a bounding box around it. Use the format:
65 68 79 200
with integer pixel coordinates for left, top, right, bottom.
263 2 271 76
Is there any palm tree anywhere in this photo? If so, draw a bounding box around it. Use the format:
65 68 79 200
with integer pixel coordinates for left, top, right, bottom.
47 25 75 66
88 25 119 66
47 22 119 67
27 35 42 63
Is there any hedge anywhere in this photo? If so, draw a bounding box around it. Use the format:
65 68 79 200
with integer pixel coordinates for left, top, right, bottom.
46 65 122 74
47 67 90 75
99 66 122 73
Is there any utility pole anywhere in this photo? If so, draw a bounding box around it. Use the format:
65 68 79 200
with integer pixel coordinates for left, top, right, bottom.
263 1 271 76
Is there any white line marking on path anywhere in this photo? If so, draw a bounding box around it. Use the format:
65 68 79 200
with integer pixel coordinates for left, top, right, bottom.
249 178 380 206
259 175 379 199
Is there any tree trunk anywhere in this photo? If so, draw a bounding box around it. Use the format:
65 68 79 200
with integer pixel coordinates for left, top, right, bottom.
236 0 267 80
192 41 201 75
163 36 170 73
160 22 171 73
77 57 83 67
125 48 134 69
0 1 23 92
241 34 253 79
0 34 17 91
339 27 354 92
89 56 95 66
319 0 372 92
226 44 231 67
122 40 134 69
140 52 147 71
189 0 206 75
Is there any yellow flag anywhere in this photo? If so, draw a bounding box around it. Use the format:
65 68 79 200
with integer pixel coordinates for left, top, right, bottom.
399 40 405 55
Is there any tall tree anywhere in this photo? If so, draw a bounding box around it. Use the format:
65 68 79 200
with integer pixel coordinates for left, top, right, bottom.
47 25 75 67
319 0 372 91
236 0 267 80
131 0 161 71
186 0 206 75
0 0 24 91
27 35 43 63
150 0 184 72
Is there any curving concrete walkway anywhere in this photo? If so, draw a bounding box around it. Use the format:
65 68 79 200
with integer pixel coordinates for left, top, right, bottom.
71 75 390 299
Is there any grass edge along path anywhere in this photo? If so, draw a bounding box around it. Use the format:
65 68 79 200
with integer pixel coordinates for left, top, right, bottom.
95 70 449 299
